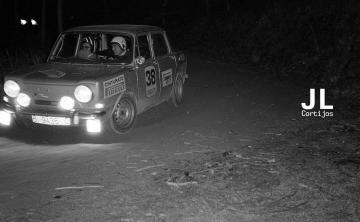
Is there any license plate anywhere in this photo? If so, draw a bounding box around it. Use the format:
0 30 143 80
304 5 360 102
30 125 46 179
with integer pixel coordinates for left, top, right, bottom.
32 115 71 126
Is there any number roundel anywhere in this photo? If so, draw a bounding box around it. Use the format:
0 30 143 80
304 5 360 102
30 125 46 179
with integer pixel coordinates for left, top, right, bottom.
144 66 157 97
145 68 156 86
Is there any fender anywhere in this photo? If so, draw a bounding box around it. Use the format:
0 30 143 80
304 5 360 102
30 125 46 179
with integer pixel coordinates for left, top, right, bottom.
169 72 184 99
176 65 187 84
174 72 185 85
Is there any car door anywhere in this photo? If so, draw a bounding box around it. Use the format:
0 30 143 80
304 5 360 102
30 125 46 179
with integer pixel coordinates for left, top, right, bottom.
150 32 176 102
135 33 161 112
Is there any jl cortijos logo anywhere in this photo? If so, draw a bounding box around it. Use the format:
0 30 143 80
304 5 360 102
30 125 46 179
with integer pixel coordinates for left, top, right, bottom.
301 89 334 118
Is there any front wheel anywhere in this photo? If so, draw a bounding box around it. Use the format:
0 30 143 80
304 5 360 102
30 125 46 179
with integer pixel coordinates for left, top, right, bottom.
169 75 184 107
108 96 137 134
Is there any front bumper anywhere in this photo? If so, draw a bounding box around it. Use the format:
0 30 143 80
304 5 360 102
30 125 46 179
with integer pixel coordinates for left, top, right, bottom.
0 101 108 133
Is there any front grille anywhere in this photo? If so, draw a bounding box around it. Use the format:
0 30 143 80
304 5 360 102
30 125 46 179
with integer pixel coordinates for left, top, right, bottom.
34 100 58 106
20 108 73 117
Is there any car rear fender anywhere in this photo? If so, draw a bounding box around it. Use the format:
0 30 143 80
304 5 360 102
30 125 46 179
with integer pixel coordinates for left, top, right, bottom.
173 51 187 83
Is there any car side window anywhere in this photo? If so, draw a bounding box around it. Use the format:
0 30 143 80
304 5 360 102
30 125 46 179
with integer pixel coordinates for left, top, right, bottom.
137 35 151 60
152 33 168 57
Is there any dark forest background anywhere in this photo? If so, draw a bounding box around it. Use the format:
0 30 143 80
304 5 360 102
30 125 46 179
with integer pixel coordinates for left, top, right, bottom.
1 0 360 110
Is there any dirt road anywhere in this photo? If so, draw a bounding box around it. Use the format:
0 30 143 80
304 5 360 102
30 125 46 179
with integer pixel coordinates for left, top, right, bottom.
1 56 359 222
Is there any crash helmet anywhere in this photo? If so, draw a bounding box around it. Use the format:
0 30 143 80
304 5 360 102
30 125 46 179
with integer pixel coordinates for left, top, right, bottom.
110 36 127 50
81 36 94 51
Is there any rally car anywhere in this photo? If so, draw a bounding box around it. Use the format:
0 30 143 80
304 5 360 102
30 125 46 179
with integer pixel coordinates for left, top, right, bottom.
0 25 187 134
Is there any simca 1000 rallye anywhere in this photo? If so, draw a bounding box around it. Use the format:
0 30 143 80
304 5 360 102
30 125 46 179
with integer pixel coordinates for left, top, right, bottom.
0 25 187 134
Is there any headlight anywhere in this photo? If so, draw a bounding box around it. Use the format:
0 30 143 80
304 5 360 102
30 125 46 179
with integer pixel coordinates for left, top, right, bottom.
4 80 20 98
74 85 92 103
16 93 31 107
59 96 75 110
0 110 12 126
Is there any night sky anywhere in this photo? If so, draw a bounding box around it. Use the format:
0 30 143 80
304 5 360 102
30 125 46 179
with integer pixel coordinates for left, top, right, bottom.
0 0 354 49
0 0 277 46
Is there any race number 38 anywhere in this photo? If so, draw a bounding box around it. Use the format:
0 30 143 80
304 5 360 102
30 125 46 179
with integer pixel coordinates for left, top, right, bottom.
145 66 157 97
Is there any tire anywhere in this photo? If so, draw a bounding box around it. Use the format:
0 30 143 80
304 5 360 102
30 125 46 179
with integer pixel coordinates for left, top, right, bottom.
170 75 184 107
108 95 137 134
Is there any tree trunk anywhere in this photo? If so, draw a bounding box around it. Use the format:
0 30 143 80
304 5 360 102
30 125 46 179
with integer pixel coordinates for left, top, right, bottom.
14 0 18 30
103 0 110 20
41 0 46 47
57 0 63 33
225 0 231 13
205 0 209 17
162 0 168 27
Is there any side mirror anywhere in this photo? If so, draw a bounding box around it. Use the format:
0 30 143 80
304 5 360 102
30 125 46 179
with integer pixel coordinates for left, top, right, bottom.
178 54 185 62
136 56 145 65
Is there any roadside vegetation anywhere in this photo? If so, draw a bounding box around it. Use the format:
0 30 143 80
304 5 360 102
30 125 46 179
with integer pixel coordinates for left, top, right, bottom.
0 46 46 86
170 1 360 114
0 48 45 72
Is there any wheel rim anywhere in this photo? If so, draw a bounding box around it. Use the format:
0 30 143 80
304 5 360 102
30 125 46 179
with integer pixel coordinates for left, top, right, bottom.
175 78 183 102
112 99 135 129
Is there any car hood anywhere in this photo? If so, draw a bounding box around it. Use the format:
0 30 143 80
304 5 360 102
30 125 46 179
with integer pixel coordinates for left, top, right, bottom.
7 62 130 84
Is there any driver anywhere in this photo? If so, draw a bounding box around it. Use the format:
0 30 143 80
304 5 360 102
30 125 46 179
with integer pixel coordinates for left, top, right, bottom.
78 36 96 59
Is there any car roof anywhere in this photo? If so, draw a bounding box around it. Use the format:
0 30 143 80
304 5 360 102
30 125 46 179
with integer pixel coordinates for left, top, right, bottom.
65 24 163 34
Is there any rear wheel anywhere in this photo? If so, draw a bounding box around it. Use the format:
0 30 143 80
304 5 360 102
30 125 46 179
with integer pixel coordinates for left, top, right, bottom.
108 96 137 134
170 75 184 107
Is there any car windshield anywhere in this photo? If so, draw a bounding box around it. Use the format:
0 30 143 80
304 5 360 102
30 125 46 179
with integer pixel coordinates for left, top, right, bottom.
49 32 134 65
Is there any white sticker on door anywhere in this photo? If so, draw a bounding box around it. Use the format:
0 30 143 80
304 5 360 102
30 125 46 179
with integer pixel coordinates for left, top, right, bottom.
145 66 157 97
103 74 126 98
161 69 173 87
